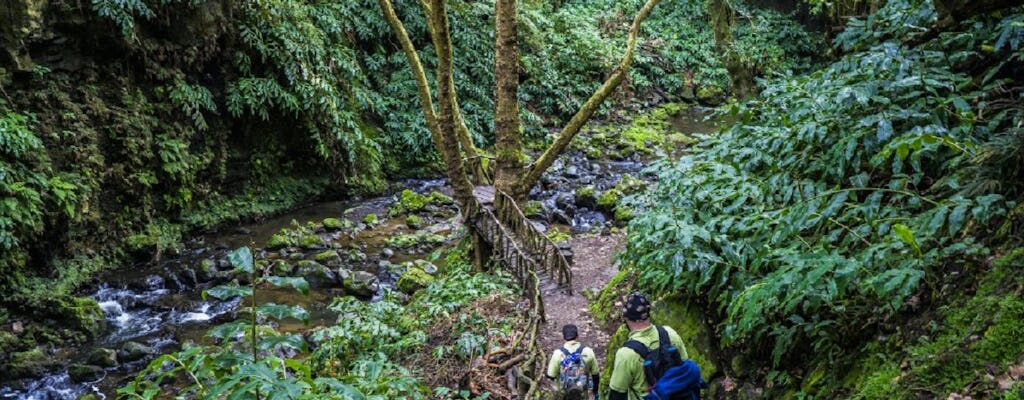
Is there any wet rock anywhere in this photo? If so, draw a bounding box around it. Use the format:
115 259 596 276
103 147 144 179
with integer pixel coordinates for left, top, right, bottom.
76 394 102 400
323 218 346 230
120 341 155 363
65 297 106 339
397 267 435 294
272 259 293 276
565 165 581 178
314 250 341 264
575 186 598 209
614 173 647 195
346 249 367 262
299 235 324 249
381 248 395 258
295 260 336 287
235 227 252 235
288 252 305 261
554 192 577 214
7 347 56 379
68 363 104 383
197 258 217 281
266 234 290 249
523 201 546 220
377 260 392 270
551 210 573 225
340 270 380 297
406 215 424 229
597 189 623 212
413 259 438 275
88 348 118 367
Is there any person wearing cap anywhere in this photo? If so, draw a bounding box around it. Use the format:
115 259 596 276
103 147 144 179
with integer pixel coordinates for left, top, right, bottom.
607 292 688 400
546 324 601 400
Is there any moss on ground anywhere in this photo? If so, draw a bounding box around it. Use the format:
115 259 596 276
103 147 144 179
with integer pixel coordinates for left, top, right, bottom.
842 248 1024 399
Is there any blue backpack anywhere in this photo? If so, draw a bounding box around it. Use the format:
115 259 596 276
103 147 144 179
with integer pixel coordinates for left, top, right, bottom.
559 345 590 393
623 326 706 400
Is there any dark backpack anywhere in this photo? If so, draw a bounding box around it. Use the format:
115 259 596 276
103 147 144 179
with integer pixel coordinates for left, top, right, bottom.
559 345 590 395
623 326 706 400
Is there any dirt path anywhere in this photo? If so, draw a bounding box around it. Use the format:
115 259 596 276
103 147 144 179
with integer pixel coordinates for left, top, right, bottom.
538 233 625 385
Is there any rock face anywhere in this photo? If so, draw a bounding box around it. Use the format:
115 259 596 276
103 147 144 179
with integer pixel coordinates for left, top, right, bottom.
0 0 49 74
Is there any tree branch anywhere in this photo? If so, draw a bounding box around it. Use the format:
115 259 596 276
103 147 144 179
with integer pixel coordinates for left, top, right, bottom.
516 0 663 193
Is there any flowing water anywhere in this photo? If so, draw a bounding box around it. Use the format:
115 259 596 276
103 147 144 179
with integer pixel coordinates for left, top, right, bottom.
0 109 716 400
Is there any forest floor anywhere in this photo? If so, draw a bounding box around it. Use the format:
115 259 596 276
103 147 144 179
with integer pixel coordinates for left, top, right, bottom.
537 233 625 391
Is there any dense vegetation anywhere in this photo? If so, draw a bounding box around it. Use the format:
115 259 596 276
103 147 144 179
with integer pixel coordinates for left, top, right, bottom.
0 0 813 319
623 0 1024 397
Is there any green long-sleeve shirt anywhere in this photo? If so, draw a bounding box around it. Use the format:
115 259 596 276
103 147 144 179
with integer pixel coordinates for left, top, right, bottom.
608 325 688 400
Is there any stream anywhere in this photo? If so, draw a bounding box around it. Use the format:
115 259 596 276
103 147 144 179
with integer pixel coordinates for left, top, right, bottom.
0 107 717 400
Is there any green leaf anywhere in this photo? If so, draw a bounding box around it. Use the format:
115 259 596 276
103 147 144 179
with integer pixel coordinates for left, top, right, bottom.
893 224 920 254
203 284 253 300
265 276 311 295
258 333 307 352
228 246 254 273
256 303 310 323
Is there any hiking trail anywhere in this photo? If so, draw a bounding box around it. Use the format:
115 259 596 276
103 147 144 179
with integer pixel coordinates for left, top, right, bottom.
538 233 625 390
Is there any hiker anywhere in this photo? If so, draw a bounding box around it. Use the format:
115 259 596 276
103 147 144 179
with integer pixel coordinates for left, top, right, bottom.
546 324 601 400
608 292 704 400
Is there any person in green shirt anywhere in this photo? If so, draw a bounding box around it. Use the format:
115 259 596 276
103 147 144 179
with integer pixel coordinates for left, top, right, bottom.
546 324 601 400
608 292 689 400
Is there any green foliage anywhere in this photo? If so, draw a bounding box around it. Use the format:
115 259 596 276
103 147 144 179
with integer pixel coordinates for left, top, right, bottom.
624 0 1022 372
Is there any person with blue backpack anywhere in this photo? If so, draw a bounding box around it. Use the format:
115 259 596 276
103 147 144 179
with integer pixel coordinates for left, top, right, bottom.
608 292 706 400
546 324 601 400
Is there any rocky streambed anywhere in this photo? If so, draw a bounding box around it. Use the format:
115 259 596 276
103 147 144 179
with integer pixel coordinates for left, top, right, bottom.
0 105 718 400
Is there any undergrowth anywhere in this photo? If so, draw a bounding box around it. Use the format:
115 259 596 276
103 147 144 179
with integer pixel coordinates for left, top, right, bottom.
623 0 1023 395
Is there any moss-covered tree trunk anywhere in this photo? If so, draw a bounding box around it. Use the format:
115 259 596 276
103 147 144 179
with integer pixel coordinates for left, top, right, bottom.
494 0 524 201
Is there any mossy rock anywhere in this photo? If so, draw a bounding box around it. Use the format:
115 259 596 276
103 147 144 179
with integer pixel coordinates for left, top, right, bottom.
523 201 546 219
363 213 379 226
614 174 647 195
589 268 636 328
266 234 291 249
299 234 323 249
399 190 429 213
386 232 445 249
322 217 348 230
295 260 336 287
406 215 424 229
651 295 719 380
68 363 104 383
314 250 341 264
8 347 56 379
120 341 155 362
397 267 435 294
65 297 106 339
613 206 634 222
575 186 598 209
594 294 720 397
88 347 118 367
76 394 102 400
697 85 725 105
597 189 623 212
341 269 380 297
427 191 454 206
272 259 293 276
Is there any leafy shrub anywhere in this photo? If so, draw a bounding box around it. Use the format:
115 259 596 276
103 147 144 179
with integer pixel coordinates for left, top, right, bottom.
624 0 1021 369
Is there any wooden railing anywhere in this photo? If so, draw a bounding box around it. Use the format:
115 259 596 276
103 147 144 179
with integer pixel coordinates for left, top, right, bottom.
493 191 573 294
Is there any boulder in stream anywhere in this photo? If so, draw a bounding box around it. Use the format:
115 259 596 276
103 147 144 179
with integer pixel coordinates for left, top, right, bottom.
340 269 379 297
295 260 336 287
87 348 118 368
119 342 155 363
7 347 57 379
68 363 104 383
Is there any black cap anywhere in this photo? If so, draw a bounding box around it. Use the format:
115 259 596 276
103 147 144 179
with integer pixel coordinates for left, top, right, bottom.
622 292 651 321
562 324 578 341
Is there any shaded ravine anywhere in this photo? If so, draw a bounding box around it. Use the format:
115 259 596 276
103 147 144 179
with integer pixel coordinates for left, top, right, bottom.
1 106 717 400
